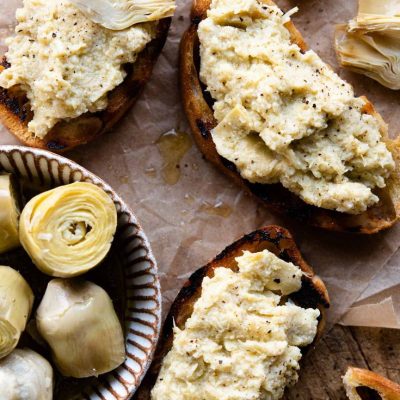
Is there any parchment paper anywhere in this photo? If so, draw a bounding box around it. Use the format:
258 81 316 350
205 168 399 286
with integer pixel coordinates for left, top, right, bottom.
1 0 400 327
340 249 400 328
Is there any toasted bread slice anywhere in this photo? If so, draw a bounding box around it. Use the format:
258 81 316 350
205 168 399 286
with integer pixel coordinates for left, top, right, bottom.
133 225 330 399
0 18 171 153
344 367 400 400
179 0 400 234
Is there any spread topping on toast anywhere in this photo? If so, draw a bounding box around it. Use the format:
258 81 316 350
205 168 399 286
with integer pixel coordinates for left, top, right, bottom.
0 0 155 138
151 249 320 400
198 0 395 214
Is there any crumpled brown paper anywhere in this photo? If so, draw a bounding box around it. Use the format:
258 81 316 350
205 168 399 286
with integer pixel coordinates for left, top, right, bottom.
1 0 400 327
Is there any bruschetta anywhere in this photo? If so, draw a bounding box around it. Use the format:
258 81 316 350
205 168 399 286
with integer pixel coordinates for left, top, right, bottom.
180 0 400 233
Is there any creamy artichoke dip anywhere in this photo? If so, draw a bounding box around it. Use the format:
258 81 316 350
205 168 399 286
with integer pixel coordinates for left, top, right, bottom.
198 0 395 214
0 0 155 138
151 250 320 400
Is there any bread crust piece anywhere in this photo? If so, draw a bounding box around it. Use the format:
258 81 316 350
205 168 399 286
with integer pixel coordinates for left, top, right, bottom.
133 225 330 399
344 367 400 400
180 0 400 234
0 18 171 153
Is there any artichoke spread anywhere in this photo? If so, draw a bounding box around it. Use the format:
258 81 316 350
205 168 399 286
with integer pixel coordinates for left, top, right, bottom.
19 182 117 278
0 266 34 360
0 174 20 254
198 0 395 214
0 348 53 400
151 250 320 400
0 0 155 138
36 279 126 378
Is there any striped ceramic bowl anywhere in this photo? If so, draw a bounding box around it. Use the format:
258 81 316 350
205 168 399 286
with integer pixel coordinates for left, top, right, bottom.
0 145 161 400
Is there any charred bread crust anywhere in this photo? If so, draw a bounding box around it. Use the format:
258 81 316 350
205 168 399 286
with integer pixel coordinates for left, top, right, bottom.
0 18 171 153
133 225 330 399
179 0 400 234
344 367 400 400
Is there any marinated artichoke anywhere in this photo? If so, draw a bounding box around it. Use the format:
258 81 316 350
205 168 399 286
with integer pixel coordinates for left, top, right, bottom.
336 25 400 89
69 0 176 30
36 279 126 378
0 174 20 254
348 0 400 32
336 0 400 90
0 266 34 359
0 348 53 400
19 182 117 278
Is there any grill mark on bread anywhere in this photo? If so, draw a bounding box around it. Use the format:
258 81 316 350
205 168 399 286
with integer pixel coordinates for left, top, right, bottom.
196 119 210 138
0 59 10 69
0 88 27 122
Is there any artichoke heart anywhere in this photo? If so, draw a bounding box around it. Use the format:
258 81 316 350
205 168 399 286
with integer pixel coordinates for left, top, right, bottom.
19 182 117 278
336 0 400 90
0 174 20 254
0 266 34 360
0 348 53 400
335 26 400 90
69 0 176 30
36 279 126 378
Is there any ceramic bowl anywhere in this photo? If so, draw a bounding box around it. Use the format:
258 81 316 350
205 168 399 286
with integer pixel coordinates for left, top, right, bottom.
0 145 161 400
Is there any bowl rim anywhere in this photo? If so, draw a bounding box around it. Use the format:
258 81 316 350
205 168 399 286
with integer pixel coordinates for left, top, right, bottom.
0 144 162 399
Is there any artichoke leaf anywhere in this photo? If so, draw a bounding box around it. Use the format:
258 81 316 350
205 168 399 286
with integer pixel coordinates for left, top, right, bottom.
0 266 34 360
36 279 126 378
69 0 176 30
19 182 117 278
0 348 53 400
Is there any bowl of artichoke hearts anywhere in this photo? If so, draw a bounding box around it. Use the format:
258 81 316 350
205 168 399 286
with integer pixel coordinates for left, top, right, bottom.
0 145 161 400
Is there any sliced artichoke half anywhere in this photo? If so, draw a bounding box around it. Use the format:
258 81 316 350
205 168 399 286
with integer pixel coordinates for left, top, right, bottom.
349 0 400 32
335 0 400 90
69 0 176 30
19 182 118 278
0 266 34 359
0 174 20 254
335 25 400 90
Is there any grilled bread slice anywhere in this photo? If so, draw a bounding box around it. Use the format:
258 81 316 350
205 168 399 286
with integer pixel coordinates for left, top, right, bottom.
344 367 400 400
133 225 330 399
0 18 171 153
180 0 400 234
